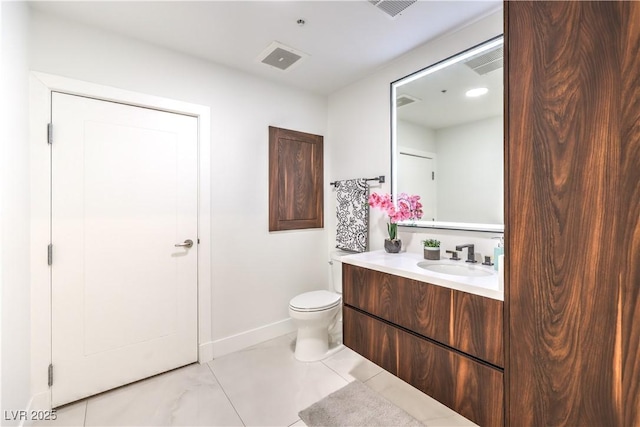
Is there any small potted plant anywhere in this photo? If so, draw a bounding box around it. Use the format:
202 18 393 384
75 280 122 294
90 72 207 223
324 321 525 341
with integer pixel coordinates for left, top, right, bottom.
423 239 441 260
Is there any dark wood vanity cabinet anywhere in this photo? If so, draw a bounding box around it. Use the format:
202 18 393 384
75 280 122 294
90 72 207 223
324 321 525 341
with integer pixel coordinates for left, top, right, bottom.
343 264 503 367
343 264 504 427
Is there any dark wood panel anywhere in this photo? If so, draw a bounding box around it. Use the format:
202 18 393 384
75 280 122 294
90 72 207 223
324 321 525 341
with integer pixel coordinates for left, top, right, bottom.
268 126 323 231
342 263 399 322
619 3 640 426
398 327 504 427
343 264 450 345
506 2 634 425
277 138 315 220
343 307 399 375
396 277 451 348
345 307 504 427
452 291 504 367
343 264 504 366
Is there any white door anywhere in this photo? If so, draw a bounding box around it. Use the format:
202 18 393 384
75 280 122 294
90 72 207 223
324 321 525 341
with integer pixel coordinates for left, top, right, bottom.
51 93 198 407
398 151 437 221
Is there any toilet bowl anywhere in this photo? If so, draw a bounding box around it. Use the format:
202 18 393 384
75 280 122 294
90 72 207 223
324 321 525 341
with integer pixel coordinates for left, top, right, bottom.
289 251 350 361
289 290 341 361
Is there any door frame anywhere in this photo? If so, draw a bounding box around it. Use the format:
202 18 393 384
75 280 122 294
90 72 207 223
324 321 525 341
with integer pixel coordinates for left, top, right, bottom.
29 72 212 410
396 146 438 218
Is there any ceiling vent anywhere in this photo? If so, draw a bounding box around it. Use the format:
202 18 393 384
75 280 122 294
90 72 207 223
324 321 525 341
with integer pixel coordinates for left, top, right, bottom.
257 41 309 72
369 0 417 18
396 94 421 108
464 45 504 75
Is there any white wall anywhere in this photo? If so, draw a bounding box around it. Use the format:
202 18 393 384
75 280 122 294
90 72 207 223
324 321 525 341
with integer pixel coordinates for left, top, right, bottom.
436 115 503 223
0 1 31 422
328 9 504 260
397 120 436 152
28 10 329 351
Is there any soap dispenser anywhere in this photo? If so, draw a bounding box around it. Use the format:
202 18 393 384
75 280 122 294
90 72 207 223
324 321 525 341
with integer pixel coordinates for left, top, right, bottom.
493 236 504 271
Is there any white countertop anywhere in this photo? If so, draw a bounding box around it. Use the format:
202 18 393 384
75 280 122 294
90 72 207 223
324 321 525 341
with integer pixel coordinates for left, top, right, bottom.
341 250 504 301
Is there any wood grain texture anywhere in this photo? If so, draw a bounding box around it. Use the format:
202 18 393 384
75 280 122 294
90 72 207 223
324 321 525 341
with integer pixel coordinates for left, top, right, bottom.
345 307 504 427
342 264 451 345
343 264 504 367
452 291 504 367
268 126 323 231
343 307 399 375
506 2 639 425
398 328 504 427
278 139 314 220
619 3 640 426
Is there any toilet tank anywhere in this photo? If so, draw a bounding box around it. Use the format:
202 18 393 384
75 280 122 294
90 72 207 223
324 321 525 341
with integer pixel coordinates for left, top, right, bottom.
330 250 352 294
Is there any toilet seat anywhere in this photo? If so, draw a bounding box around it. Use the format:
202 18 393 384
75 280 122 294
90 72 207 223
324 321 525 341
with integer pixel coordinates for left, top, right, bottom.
289 290 341 312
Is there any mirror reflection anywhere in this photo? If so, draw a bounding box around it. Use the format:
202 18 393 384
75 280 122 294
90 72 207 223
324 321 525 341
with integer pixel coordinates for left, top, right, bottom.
392 36 504 232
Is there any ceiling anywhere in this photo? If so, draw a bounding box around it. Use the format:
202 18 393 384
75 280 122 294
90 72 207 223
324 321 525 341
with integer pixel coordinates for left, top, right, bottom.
29 0 502 95
397 39 503 129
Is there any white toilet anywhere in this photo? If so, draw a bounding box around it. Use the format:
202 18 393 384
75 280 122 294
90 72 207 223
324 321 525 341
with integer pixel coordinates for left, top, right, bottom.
289 251 349 362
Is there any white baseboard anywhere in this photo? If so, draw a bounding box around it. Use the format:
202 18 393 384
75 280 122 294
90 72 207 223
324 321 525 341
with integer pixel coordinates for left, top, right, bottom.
198 341 215 364
210 318 296 359
18 391 50 426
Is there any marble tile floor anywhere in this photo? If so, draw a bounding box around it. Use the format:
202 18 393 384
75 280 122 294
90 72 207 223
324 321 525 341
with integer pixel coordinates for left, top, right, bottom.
33 333 477 427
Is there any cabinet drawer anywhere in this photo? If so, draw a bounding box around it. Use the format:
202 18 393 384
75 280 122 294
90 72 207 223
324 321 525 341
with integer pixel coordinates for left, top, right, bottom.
343 305 400 375
343 264 504 367
343 263 451 345
452 290 504 367
344 307 504 427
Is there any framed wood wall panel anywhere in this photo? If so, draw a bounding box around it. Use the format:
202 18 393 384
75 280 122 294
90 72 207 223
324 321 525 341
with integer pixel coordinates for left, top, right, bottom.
268 126 323 231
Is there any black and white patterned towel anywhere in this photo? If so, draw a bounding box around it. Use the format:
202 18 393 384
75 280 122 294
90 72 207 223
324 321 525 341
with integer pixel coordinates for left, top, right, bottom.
335 179 369 253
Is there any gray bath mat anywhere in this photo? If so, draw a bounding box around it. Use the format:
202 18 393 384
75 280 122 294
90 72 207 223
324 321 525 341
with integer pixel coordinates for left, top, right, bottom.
299 380 423 426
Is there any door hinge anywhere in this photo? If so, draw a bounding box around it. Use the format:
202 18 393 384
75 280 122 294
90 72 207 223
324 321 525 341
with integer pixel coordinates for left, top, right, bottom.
432 171 435 180
47 244 53 266
48 364 53 387
47 123 53 145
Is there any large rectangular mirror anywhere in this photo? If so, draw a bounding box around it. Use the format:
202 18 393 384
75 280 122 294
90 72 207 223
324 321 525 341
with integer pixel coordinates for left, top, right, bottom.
391 36 504 232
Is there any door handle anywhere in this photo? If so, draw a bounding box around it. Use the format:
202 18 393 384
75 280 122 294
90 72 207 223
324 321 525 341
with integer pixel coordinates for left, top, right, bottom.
174 239 194 248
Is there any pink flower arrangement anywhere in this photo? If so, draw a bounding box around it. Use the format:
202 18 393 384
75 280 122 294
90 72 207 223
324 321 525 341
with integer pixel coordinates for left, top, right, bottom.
368 192 423 240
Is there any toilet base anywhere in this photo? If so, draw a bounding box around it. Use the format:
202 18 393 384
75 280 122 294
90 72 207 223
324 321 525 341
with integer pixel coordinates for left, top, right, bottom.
294 326 330 362
289 294 342 362
294 329 344 362
290 305 342 362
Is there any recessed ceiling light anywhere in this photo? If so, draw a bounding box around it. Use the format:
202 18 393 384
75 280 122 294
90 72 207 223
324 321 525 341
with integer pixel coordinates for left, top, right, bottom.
465 87 489 98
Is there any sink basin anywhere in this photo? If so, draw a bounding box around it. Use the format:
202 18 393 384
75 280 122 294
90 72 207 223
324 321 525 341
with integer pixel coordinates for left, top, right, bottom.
416 262 494 277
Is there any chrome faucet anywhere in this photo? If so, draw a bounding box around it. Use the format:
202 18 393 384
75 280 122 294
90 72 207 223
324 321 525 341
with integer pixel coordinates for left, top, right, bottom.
455 244 477 263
